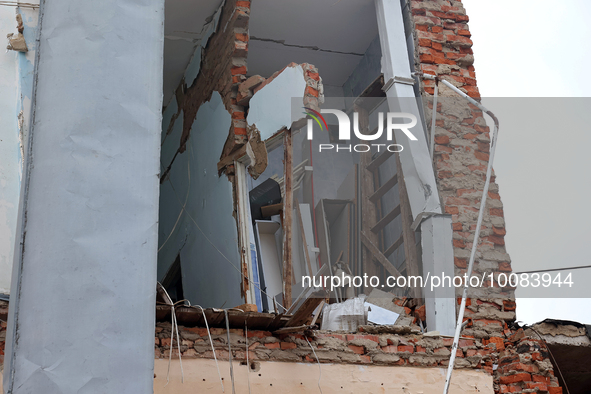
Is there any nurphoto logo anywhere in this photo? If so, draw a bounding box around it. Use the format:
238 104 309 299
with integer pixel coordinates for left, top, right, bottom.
303 107 419 153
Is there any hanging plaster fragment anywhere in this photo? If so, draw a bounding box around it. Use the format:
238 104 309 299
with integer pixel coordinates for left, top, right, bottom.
7 13 27 52
245 124 268 179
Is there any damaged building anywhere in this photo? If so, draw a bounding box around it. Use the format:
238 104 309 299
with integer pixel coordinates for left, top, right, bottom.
0 0 581 393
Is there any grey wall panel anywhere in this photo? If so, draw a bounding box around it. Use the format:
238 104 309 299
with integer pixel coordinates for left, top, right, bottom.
4 0 164 392
158 92 243 309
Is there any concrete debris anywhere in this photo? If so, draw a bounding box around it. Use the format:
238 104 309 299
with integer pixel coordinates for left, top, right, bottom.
6 14 27 52
6 33 27 52
237 75 265 106
321 298 368 332
245 124 267 179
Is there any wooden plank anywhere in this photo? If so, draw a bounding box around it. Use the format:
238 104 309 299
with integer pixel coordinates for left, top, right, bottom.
361 231 402 278
282 129 293 309
356 104 380 282
395 149 422 300
369 174 398 204
310 300 325 326
217 144 247 172
295 198 314 277
285 290 328 327
273 325 309 334
261 203 282 218
371 204 401 234
366 150 393 172
384 235 404 257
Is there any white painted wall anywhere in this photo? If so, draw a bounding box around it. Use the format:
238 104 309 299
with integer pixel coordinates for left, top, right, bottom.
155 358 494 393
0 3 38 295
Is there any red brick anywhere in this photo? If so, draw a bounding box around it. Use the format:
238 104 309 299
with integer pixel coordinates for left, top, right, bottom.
247 330 272 339
235 33 248 42
490 208 504 217
185 327 209 337
381 345 397 353
348 345 365 354
306 71 320 81
360 355 372 363
398 345 414 353
492 226 506 236
548 387 563 394
453 239 465 248
421 54 435 64
503 300 516 311
533 375 549 384
231 66 247 75
280 342 297 350
305 86 319 97
234 127 247 136
474 151 489 161
419 38 432 47
499 262 512 272
454 257 467 268
499 373 532 385
446 196 470 206
526 382 548 391
236 1 250 8
486 337 505 351
435 135 450 144
488 235 505 245
415 305 426 322
265 342 280 349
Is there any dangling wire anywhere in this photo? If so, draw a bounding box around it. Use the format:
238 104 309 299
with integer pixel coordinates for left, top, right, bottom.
245 321 252 394
224 309 236 394
305 337 323 394
195 305 224 392
164 303 184 386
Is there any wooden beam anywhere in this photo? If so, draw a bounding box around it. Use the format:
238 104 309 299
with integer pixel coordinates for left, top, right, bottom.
217 144 247 172
384 234 404 257
282 129 293 309
366 150 393 172
285 290 327 327
357 104 380 282
369 173 398 204
361 231 402 278
370 204 401 234
395 144 422 299
295 198 314 277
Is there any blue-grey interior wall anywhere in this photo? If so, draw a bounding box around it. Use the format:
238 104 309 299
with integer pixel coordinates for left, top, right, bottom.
158 92 243 309
4 0 164 392
342 35 382 98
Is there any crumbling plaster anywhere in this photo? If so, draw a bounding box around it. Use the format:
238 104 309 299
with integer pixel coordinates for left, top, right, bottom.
0 3 38 295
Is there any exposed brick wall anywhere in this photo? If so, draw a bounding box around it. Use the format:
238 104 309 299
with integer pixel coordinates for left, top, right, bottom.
167 0 251 155
154 301 563 394
408 0 512 299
